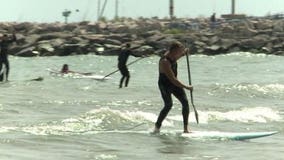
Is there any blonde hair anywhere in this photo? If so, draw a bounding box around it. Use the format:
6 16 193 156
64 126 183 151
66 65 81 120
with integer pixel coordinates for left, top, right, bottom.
169 41 184 52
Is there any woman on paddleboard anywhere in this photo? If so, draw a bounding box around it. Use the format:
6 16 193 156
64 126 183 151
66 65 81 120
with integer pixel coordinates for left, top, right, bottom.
154 41 193 133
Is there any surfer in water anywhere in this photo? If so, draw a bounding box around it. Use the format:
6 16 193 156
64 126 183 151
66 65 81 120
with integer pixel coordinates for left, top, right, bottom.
154 41 193 133
0 32 17 82
61 64 72 74
117 43 136 88
61 64 92 75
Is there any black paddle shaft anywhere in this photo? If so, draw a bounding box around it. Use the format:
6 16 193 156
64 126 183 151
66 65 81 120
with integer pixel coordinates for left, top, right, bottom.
103 57 144 79
185 46 199 124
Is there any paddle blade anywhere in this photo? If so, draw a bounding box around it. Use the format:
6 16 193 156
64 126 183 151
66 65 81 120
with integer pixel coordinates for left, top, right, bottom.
194 109 199 124
189 91 199 124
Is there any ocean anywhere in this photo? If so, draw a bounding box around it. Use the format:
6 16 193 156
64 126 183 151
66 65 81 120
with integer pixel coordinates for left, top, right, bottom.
0 52 283 160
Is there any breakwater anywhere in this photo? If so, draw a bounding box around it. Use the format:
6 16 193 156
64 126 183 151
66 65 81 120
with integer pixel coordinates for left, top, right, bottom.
1 17 284 57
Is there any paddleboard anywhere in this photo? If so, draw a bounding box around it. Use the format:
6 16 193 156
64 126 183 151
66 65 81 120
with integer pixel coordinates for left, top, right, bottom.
47 68 110 81
73 74 109 81
90 129 278 141
179 131 278 141
0 64 7 82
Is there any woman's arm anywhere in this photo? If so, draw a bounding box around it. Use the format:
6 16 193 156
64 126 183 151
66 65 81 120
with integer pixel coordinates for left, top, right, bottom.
160 59 192 90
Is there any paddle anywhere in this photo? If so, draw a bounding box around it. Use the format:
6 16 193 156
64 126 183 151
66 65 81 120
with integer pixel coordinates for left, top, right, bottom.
0 64 7 82
28 77 44 81
102 56 144 79
185 43 199 124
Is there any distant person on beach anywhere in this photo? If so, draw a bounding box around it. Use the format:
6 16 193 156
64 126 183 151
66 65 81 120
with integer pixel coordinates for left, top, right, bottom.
154 41 193 133
210 13 216 23
118 43 135 88
210 13 217 30
0 32 17 82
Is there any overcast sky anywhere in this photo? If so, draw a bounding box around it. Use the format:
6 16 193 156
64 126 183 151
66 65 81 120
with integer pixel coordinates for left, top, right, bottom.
0 0 283 22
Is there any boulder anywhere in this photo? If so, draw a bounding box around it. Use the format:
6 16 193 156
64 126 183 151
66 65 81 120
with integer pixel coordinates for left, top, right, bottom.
240 38 265 50
133 45 155 56
220 39 238 50
13 22 35 32
273 20 284 32
209 36 220 45
57 44 86 56
15 47 38 57
37 41 54 52
254 20 273 30
205 45 224 55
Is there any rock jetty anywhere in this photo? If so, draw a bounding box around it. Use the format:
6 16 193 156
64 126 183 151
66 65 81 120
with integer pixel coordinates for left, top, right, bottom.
1 17 284 57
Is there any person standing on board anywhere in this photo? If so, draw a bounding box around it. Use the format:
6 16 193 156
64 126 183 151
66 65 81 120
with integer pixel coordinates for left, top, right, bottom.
117 43 135 88
0 32 17 82
154 41 193 133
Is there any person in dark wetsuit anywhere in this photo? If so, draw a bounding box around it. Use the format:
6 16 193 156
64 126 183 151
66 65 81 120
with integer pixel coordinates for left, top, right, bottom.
210 13 217 30
154 41 193 133
0 33 17 82
118 43 135 88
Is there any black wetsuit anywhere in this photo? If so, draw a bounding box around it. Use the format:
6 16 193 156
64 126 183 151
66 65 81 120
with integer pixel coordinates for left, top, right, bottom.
118 48 132 88
155 56 190 129
0 35 16 81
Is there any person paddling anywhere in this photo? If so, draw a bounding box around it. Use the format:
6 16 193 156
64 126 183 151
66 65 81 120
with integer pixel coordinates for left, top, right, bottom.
117 43 137 88
0 32 17 82
154 41 193 133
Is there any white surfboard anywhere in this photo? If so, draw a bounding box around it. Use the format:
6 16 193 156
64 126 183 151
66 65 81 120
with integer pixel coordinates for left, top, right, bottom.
47 68 110 81
92 129 278 141
73 74 109 81
179 131 278 141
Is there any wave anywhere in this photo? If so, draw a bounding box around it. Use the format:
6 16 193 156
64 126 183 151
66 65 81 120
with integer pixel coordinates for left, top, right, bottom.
5 108 172 136
167 107 282 124
0 107 281 136
192 52 273 58
232 83 284 93
219 52 269 58
197 107 282 123
209 83 284 98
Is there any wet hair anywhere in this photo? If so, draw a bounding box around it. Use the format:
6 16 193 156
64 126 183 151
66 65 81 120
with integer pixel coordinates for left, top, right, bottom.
169 41 184 52
63 64 68 68
61 64 69 72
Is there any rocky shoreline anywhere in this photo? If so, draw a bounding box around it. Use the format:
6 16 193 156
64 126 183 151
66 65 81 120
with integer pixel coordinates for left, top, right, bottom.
1 17 284 57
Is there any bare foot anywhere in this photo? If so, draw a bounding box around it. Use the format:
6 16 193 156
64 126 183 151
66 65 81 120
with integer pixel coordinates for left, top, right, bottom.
152 126 160 134
183 127 192 133
183 130 192 133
